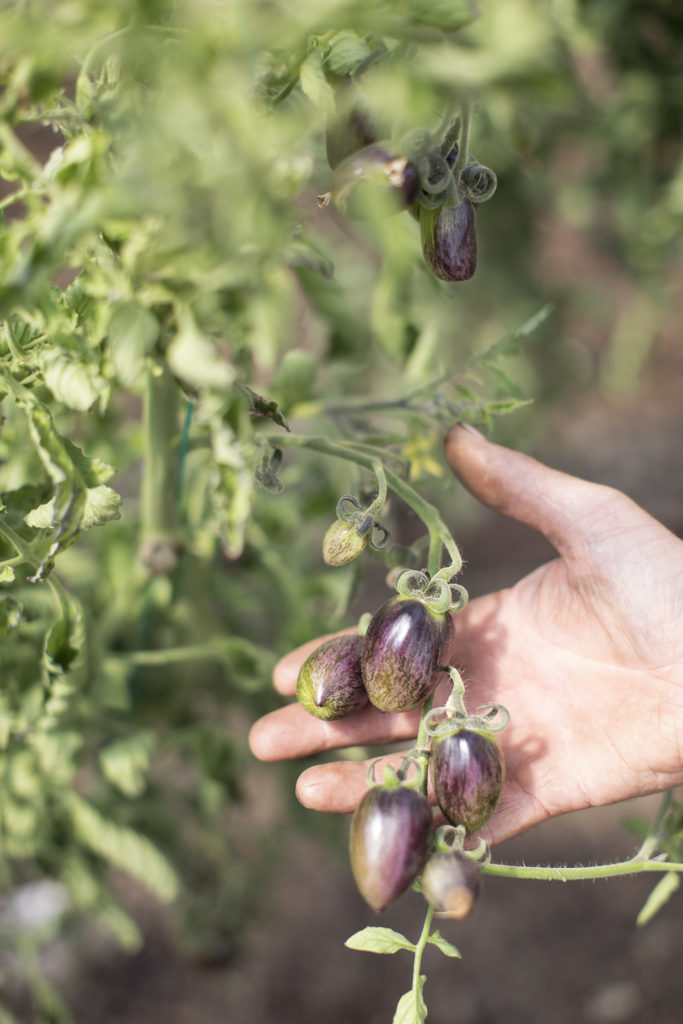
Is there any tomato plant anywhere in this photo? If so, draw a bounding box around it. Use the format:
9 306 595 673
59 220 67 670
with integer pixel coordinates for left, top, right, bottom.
0 0 682 1021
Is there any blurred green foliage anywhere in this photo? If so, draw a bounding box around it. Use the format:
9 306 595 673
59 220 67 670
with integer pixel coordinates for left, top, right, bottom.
0 0 680 1018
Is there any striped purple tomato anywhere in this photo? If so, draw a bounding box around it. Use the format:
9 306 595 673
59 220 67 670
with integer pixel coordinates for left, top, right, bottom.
296 635 368 721
420 199 477 282
350 784 434 911
431 728 503 834
361 596 455 713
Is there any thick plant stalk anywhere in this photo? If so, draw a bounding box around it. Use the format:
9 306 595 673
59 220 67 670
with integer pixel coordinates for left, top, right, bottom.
140 366 182 574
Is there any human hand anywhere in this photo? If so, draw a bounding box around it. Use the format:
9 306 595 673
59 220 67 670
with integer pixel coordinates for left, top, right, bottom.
249 425 683 843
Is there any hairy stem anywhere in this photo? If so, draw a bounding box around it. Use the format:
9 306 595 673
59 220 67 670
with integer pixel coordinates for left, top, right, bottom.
411 903 434 1005
482 857 683 883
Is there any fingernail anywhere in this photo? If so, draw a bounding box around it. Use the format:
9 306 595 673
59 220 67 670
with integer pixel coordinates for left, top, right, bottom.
455 421 486 439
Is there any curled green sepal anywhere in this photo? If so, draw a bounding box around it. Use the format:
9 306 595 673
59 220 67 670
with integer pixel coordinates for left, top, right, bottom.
365 754 425 791
424 703 510 740
324 458 390 565
435 824 467 852
434 825 491 865
460 162 497 204
394 569 468 615
422 666 510 737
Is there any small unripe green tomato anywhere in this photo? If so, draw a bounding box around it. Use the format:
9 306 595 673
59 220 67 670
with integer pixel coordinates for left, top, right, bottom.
322 519 369 566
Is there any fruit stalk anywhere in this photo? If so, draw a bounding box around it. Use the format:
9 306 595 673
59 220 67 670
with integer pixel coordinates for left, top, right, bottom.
265 433 464 573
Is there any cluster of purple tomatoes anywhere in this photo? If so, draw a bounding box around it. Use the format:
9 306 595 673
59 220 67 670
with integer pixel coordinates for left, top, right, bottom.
321 80 497 282
296 581 505 917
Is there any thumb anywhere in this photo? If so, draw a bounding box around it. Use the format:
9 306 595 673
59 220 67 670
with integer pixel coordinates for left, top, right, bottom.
444 423 633 558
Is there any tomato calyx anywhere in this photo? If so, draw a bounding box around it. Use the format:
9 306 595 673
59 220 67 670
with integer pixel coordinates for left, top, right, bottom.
422 666 510 742
322 491 390 566
394 568 466 616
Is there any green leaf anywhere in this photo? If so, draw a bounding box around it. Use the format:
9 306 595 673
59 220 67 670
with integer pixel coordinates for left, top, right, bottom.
41 351 107 411
299 50 335 114
107 302 160 389
0 566 15 583
63 438 115 486
345 926 416 955
67 792 179 903
325 31 373 76
393 977 428 1024
427 929 461 958
81 485 122 528
636 871 680 927
94 902 143 952
166 314 234 392
100 730 157 798
44 606 81 675
271 349 317 413
208 422 255 560
621 816 650 841
0 1001 20 1024
475 305 552 366
408 0 478 32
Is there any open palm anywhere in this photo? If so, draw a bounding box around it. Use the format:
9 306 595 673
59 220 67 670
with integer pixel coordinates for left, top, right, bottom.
249 426 683 843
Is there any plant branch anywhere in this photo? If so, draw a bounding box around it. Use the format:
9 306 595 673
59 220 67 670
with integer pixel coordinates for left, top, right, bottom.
265 433 463 574
482 857 683 883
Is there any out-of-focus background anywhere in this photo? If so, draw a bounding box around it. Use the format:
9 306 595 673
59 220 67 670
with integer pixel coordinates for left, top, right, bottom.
0 0 682 1021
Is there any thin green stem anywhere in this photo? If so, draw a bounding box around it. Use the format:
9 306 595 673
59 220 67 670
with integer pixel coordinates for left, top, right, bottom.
175 401 193 502
452 100 472 186
412 903 435 1001
116 638 271 668
265 433 463 574
78 26 131 82
482 857 683 883
0 518 71 618
366 458 388 518
415 694 435 795
0 186 28 212
427 531 442 576
635 789 673 861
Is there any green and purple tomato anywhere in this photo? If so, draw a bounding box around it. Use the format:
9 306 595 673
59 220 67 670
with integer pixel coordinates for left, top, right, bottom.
361 596 455 713
322 519 370 566
421 848 481 919
420 199 477 281
430 728 504 834
350 784 434 911
296 635 368 721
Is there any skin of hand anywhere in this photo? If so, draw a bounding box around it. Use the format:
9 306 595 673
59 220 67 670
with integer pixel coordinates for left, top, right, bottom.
249 424 683 844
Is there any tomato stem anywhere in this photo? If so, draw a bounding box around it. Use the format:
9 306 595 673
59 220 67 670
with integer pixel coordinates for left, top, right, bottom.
482 858 683 882
140 365 181 573
265 433 464 574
